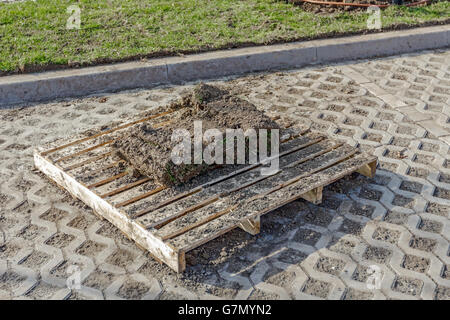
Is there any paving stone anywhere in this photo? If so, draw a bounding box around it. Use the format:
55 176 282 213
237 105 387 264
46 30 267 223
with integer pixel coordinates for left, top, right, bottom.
0 49 448 300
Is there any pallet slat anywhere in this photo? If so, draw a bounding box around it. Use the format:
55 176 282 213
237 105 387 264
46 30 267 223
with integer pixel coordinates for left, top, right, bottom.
51 117 173 165
122 130 309 216
100 177 152 198
64 151 115 171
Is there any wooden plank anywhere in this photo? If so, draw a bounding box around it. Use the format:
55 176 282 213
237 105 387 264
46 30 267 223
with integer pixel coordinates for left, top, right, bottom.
167 153 376 252
53 139 115 163
124 130 311 218
150 174 278 230
357 160 377 178
131 187 202 219
41 110 174 156
131 133 321 219
100 177 151 198
61 148 119 171
142 141 333 228
87 171 129 189
71 159 125 186
299 186 323 204
238 215 260 235
160 205 238 241
114 186 166 208
33 151 185 272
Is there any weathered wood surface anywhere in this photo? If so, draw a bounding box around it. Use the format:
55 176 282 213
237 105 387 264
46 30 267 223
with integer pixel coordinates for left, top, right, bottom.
34 152 185 272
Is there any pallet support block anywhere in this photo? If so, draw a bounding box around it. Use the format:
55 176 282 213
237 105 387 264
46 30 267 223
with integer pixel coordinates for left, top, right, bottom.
300 186 323 204
357 160 377 178
238 215 261 235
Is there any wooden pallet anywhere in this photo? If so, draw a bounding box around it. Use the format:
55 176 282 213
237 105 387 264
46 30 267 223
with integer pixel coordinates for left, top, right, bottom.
34 110 377 272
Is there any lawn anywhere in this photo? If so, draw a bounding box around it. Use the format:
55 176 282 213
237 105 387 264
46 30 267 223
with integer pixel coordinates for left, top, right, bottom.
0 0 449 74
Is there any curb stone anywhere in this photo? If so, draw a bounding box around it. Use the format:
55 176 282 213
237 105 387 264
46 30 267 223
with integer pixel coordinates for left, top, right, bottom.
0 25 449 108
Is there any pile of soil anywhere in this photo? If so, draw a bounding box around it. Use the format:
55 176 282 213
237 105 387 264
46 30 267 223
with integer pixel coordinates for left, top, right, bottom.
113 84 280 186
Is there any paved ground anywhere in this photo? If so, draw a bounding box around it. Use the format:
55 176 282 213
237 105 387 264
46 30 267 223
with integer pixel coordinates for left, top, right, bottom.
0 49 449 300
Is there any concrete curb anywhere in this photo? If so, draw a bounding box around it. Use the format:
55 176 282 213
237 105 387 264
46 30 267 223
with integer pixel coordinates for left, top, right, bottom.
1 25 449 107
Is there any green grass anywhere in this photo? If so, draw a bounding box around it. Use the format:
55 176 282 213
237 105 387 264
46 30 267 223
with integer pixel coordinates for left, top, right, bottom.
0 0 449 74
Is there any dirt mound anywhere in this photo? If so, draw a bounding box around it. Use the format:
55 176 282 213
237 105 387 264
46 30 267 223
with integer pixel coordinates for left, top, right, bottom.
113 84 280 186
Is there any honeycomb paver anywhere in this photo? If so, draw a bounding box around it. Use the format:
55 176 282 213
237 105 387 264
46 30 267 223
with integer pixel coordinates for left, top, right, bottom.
0 49 449 300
